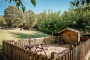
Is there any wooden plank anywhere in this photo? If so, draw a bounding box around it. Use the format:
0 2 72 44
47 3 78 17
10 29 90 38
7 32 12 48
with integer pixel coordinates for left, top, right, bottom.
26 39 28 45
77 44 82 60
85 42 86 56
8 43 10 58
10 44 13 60
31 51 34 60
74 47 77 60
43 56 47 60
18 47 20 60
19 48 21 60
68 52 70 60
59 58 62 60
35 53 38 60
4 41 6 55
39 54 43 60
15 46 17 60
81 43 85 60
66 53 68 60
70 50 72 60
14 42 17 46
20 41 21 47
2 41 4 54
63 55 65 60
89 40 90 50
23 49 25 60
7 43 9 58
59 57 63 60
21 48 23 60
83 43 85 60
28 50 30 60
17 47 19 60
22 49 24 60
14 46 17 60
72 48 75 60
25 49 27 60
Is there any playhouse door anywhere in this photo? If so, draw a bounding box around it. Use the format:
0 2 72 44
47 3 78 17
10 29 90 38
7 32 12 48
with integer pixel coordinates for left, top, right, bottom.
66 38 72 44
67 34 72 44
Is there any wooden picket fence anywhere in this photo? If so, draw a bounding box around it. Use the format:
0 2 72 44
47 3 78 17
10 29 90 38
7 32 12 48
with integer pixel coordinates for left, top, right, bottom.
3 36 90 60
5 36 61 46
56 36 90 60
2 41 56 60
2 36 61 60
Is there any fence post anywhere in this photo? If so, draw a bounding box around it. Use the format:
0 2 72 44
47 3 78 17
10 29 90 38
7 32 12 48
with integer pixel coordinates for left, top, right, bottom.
55 36 56 44
14 41 17 46
45 37 47 45
70 44 73 50
2 40 4 55
29 38 31 44
51 52 57 60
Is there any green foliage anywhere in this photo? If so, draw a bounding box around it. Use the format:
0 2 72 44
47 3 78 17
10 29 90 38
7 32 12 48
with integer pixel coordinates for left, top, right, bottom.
4 5 37 29
70 0 90 7
37 4 90 34
25 9 37 29
0 16 6 27
38 9 61 36
39 29 61 36
6 0 36 13
5 0 90 13
31 0 36 6
4 5 24 28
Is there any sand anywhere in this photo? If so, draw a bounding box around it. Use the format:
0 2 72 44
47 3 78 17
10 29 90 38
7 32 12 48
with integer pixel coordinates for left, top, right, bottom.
31 44 70 58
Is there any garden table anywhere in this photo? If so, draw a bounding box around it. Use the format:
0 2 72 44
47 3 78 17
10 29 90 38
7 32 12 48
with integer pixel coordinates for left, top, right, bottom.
24 43 48 55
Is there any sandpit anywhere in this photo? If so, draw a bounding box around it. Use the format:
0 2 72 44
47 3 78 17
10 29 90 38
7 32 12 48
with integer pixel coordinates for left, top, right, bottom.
31 44 70 58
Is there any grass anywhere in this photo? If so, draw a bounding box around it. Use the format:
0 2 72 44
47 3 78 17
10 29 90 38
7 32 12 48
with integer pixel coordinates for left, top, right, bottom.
0 28 51 60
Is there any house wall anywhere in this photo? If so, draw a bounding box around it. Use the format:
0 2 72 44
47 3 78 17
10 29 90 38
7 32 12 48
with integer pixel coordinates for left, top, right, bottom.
61 30 77 44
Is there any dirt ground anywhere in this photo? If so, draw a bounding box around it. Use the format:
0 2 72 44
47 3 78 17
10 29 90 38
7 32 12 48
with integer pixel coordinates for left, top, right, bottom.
31 44 70 58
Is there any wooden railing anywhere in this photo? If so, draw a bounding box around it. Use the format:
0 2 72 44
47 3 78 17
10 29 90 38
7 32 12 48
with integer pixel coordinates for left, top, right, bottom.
2 36 61 60
56 36 90 60
2 41 56 60
3 36 90 60
5 36 61 46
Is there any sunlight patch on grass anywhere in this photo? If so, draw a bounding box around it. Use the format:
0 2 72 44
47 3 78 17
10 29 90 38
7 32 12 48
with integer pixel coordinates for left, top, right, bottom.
0 29 51 45
0 28 51 59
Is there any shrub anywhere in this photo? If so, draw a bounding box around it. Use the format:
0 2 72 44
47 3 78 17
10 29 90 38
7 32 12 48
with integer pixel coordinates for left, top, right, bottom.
39 29 61 36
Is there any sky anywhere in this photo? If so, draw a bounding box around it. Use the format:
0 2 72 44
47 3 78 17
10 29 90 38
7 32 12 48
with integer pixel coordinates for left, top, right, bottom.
0 0 75 15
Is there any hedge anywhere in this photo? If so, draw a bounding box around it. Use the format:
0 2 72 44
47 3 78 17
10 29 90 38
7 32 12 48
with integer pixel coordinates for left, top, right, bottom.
39 29 61 36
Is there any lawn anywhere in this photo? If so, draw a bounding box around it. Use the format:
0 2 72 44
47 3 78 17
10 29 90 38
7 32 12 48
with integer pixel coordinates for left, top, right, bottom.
0 28 51 60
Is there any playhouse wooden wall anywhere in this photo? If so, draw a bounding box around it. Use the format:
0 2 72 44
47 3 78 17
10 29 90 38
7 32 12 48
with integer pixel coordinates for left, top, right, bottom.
61 30 82 44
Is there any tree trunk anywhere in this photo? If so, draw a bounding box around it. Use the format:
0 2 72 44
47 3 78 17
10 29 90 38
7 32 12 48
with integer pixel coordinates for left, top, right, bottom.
52 32 53 36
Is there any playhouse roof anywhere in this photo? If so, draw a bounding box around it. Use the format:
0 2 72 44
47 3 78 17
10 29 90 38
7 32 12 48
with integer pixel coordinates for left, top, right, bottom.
58 28 82 33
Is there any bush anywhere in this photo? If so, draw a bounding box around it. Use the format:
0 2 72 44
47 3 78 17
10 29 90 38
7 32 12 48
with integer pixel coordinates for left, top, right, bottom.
39 29 61 36
82 34 90 36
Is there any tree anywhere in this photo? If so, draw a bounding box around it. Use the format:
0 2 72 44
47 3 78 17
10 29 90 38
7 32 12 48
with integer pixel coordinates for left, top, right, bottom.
6 0 90 13
0 16 6 28
39 9 61 36
70 0 90 7
4 5 24 28
6 0 36 13
25 9 37 29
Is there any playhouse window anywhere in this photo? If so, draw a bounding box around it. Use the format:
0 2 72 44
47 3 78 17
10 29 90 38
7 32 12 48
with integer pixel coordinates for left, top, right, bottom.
67 34 71 38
